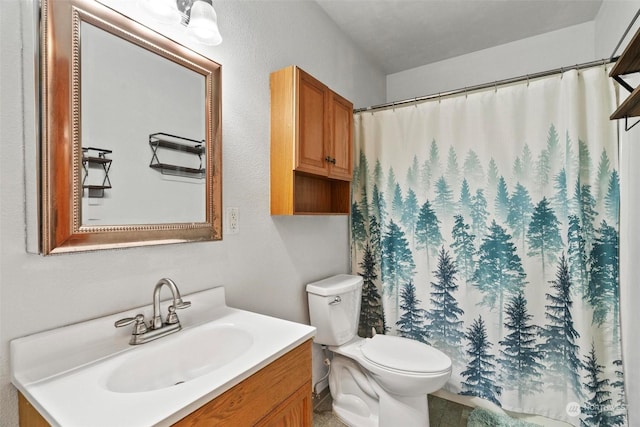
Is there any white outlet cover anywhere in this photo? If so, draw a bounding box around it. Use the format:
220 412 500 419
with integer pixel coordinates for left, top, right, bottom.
226 207 239 234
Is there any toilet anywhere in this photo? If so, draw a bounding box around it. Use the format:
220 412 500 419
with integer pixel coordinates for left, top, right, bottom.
307 274 452 427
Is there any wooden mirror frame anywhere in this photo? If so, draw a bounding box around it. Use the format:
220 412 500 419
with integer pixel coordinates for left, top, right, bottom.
40 0 222 255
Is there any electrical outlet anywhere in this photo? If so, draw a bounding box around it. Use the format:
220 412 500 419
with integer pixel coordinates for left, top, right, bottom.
227 207 239 234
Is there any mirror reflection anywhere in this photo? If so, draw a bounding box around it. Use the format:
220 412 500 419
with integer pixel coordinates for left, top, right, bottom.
81 22 206 225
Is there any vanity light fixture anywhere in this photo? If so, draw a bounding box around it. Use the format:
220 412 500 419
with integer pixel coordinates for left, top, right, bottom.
139 0 223 46
182 0 223 46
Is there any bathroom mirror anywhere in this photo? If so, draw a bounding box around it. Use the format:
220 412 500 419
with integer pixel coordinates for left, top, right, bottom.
40 0 222 254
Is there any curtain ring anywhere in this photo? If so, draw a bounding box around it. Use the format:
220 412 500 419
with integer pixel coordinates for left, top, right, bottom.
494 81 498 93
414 97 418 108
464 87 468 98
438 92 441 104
560 67 564 79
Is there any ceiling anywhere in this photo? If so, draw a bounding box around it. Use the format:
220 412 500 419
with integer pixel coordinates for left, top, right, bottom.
315 0 603 74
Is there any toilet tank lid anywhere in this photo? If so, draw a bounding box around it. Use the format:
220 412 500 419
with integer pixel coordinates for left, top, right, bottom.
306 274 363 296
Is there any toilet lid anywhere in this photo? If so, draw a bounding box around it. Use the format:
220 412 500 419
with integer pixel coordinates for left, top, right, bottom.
361 335 451 374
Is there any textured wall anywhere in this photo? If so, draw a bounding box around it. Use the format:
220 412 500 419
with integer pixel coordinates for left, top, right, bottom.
597 3 640 426
0 0 385 425
386 22 596 102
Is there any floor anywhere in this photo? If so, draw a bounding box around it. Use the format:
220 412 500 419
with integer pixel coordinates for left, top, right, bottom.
313 392 472 427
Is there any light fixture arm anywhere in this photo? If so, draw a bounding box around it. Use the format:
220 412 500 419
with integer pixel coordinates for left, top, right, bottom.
138 0 222 46
176 0 214 24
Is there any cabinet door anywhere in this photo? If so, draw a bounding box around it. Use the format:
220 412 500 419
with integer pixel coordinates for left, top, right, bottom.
255 384 312 427
328 91 353 181
172 341 312 426
296 70 329 176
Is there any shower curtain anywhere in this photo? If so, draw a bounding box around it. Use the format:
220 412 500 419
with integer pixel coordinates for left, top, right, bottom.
350 65 627 426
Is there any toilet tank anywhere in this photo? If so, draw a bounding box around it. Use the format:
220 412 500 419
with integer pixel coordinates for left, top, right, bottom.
306 274 363 346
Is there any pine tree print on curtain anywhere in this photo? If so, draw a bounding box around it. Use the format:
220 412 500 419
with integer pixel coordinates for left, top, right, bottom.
427 247 465 362
358 242 386 337
351 65 627 425
499 292 544 406
460 316 502 406
396 281 429 343
580 343 625 426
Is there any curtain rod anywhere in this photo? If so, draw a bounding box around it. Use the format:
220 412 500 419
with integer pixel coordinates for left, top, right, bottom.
354 57 618 114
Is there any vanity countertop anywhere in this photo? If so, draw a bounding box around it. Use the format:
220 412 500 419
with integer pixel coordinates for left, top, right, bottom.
10 286 316 427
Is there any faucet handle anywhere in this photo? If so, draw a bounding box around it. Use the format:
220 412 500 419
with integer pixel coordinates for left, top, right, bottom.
165 292 191 325
115 314 148 335
166 306 179 325
174 299 191 310
166 302 191 324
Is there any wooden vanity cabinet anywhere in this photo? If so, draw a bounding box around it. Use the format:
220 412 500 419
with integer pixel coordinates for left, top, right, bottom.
270 65 353 215
18 340 313 427
174 340 312 426
18 394 49 427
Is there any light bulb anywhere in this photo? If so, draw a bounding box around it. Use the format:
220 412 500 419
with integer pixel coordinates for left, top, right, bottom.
187 1 222 46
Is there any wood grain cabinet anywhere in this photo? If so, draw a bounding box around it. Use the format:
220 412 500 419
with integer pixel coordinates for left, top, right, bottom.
18 341 313 427
270 65 353 215
174 340 312 426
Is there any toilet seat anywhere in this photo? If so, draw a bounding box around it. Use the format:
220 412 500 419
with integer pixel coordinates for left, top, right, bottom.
361 335 451 375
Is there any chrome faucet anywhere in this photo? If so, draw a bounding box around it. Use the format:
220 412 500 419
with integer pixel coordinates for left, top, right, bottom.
115 278 191 345
152 278 191 329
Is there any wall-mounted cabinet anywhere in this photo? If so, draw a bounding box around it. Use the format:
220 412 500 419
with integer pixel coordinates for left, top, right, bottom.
270 66 353 215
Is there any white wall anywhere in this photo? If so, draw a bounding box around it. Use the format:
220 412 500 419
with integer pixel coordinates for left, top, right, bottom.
595 0 640 59
597 3 640 427
385 2 640 425
387 21 596 102
0 0 386 425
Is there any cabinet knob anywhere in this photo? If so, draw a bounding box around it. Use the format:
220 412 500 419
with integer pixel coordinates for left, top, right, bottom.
325 156 336 164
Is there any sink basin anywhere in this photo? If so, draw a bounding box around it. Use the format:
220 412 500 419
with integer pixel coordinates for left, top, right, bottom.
105 323 253 393
11 286 315 427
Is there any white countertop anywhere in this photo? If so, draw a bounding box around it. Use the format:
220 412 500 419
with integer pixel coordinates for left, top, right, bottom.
10 286 316 427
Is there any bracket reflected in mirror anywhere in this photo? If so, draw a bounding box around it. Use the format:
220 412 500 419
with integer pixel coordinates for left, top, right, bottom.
149 133 206 179
82 147 113 198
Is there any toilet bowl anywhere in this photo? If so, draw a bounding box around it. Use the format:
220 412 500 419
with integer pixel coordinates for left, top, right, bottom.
307 274 452 427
